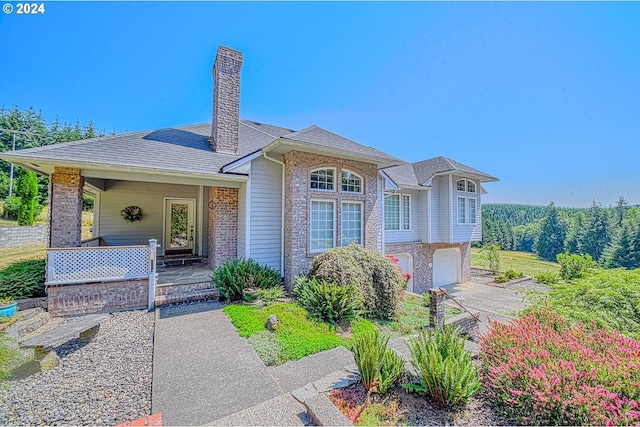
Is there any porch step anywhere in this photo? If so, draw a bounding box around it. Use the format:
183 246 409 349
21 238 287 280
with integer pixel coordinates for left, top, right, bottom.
155 281 220 307
157 257 206 268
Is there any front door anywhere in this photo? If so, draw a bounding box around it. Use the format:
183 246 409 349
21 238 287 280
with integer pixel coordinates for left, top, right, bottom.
164 198 196 254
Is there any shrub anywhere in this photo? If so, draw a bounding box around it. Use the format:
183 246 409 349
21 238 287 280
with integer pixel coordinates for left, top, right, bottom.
293 276 362 325
0 258 46 300
309 244 405 320
494 275 509 284
556 253 597 280
533 270 559 285
16 170 38 226
1 196 20 220
258 285 285 304
211 258 282 301
247 331 285 366
405 325 480 408
504 270 523 280
350 327 405 394
479 309 640 425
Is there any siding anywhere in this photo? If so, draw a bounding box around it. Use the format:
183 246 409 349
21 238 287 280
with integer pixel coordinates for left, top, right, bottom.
452 176 482 243
249 156 282 271
418 190 429 242
98 180 200 254
384 189 421 243
436 176 451 243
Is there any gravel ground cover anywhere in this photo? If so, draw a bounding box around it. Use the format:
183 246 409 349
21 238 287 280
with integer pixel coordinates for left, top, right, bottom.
0 310 154 426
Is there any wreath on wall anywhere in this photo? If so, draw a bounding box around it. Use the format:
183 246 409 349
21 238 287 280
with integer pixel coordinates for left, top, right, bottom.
121 206 143 222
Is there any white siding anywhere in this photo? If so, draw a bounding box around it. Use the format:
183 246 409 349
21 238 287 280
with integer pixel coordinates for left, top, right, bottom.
452 176 482 243
98 180 200 254
418 190 429 242
384 189 421 243
249 156 282 271
437 176 451 243
238 181 247 258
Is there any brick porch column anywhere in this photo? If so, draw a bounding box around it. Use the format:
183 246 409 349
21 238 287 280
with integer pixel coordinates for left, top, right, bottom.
208 187 238 269
50 167 84 248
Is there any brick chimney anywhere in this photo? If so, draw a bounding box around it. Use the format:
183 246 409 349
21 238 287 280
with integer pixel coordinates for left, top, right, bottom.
211 46 243 155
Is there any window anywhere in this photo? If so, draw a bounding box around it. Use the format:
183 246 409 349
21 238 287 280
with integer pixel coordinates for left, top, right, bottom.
310 200 335 252
457 179 466 192
467 181 476 193
341 170 362 193
457 197 467 224
384 194 400 231
468 198 477 224
341 202 362 245
402 194 411 231
310 168 334 191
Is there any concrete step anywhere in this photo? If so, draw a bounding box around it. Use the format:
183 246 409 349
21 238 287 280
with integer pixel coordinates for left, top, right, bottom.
5 310 51 340
154 288 220 307
206 393 311 426
156 281 215 296
157 257 206 268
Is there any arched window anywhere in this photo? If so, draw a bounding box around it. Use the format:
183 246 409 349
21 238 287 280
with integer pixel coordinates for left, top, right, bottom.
310 168 335 191
341 170 362 193
457 179 466 192
467 181 476 193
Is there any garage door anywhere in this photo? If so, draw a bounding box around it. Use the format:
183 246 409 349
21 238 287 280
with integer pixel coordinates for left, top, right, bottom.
433 248 460 287
389 253 414 292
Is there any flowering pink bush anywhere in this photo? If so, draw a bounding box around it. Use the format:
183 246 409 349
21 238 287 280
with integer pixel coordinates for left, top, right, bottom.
479 310 640 426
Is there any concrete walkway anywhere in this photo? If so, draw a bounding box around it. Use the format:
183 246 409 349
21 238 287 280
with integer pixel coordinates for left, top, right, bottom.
151 301 283 426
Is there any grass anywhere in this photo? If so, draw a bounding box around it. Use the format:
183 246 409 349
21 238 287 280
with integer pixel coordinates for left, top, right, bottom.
471 248 560 276
371 292 460 337
0 245 45 270
223 302 346 364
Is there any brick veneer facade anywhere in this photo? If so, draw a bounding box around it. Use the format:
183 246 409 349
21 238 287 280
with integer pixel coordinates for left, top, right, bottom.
47 279 148 317
211 46 243 155
283 151 379 289
385 241 472 294
208 187 239 269
50 167 84 248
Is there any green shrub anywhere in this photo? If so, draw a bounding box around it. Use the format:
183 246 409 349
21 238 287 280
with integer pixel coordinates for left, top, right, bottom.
309 244 405 320
504 270 523 280
258 285 285 304
405 325 480 408
0 258 46 300
211 258 282 301
293 276 362 325
557 253 597 280
16 170 38 226
533 271 559 285
350 327 405 394
1 196 20 220
247 331 286 366
494 275 509 284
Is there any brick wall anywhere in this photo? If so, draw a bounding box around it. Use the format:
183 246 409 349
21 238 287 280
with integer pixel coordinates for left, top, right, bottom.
211 46 243 155
207 187 239 269
445 312 480 341
283 151 379 290
50 167 83 248
47 279 148 317
0 225 46 248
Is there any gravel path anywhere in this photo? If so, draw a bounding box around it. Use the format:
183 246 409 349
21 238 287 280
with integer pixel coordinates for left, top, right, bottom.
0 310 154 426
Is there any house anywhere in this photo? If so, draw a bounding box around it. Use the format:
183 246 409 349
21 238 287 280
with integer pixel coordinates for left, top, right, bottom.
0 46 497 315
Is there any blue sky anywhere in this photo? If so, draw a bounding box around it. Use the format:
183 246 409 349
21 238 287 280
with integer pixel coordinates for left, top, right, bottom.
1 2 639 207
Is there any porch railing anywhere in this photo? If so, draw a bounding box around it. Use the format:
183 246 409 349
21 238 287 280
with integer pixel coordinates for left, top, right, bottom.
80 236 102 247
46 239 158 310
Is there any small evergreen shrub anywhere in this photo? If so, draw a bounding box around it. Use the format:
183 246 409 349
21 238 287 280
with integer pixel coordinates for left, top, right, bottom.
494 275 509 284
16 170 38 226
309 244 405 320
0 258 46 300
1 196 20 220
504 270 523 280
258 285 285 304
293 276 362 325
480 309 640 425
556 253 597 280
211 258 282 301
350 327 405 394
405 325 480 408
247 330 286 366
533 270 559 285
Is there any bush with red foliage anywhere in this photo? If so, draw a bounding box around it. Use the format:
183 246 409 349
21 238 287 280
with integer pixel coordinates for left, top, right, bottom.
479 309 640 426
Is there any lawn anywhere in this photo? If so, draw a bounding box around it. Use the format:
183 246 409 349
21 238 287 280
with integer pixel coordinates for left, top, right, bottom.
471 248 560 276
0 245 46 270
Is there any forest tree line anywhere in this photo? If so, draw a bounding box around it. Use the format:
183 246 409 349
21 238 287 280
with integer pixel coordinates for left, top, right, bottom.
481 199 640 269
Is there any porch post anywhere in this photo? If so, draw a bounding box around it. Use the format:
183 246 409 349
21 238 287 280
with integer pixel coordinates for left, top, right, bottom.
148 239 157 311
49 167 84 248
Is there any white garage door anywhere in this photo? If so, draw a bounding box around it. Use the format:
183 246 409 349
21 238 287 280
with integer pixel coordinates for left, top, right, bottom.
389 253 414 292
433 248 460 287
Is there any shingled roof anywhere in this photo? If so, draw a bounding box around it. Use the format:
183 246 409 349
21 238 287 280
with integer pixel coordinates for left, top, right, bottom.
384 156 498 188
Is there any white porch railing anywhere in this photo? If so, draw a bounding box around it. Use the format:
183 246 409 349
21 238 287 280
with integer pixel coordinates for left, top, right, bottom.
46 239 158 310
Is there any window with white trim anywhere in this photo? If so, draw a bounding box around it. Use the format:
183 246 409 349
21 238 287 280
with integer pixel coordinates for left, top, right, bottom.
457 179 466 192
457 197 467 224
402 194 411 231
467 181 476 193
468 198 477 224
310 200 335 252
341 202 362 246
341 170 362 193
310 168 335 191
384 194 400 231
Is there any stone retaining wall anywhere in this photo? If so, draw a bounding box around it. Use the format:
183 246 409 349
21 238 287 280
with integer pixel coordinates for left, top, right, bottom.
47 279 149 317
0 225 46 248
445 312 480 341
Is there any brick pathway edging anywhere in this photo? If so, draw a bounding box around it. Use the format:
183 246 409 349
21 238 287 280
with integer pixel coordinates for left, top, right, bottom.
115 413 162 426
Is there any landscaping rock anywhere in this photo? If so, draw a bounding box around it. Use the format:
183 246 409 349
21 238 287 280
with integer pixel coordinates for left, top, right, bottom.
39 351 60 371
266 314 279 331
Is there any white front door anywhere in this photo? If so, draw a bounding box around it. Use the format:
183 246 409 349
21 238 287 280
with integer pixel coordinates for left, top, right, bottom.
164 198 196 254
433 248 460 287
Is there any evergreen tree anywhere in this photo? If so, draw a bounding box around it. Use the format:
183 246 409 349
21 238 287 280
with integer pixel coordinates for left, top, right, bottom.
564 211 586 254
604 207 640 269
615 196 629 226
16 169 38 225
580 203 611 262
534 203 567 261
